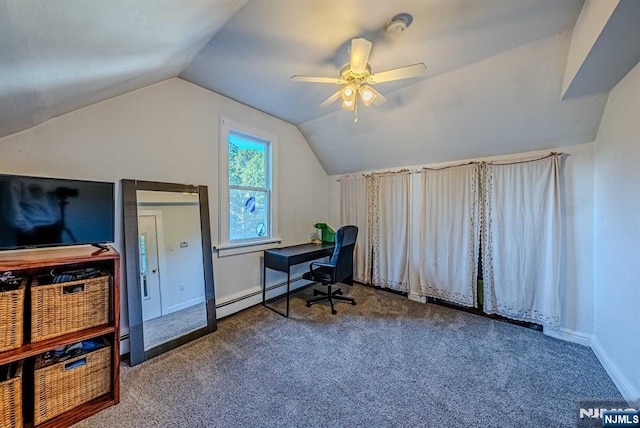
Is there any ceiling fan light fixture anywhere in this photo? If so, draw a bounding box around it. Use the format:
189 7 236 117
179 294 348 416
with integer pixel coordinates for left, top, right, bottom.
341 99 355 110
341 84 356 100
359 85 376 106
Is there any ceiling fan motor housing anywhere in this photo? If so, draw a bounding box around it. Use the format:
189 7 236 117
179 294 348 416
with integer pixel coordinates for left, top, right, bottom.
340 63 371 80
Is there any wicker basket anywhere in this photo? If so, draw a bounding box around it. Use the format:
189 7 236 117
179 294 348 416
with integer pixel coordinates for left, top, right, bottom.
0 279 26 352
34 346 111 425
31 274 110 342
0 362 23 428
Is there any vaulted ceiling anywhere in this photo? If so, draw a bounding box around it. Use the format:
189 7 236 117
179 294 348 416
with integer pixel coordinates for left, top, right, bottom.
0 0 633 174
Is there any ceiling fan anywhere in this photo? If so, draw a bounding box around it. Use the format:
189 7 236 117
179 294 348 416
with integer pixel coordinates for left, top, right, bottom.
291 38 426 123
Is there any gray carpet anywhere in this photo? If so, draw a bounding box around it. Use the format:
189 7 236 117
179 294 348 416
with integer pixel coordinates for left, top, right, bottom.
144 303 207 350
74 284 621 427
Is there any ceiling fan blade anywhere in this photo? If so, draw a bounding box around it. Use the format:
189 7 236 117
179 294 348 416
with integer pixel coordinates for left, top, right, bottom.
350 38 373 75
369 87 388 106
291 75 344 84
368 63 426 84
320 90 342 107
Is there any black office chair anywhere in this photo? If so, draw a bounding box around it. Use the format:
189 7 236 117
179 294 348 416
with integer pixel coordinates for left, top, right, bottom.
303 225 358 314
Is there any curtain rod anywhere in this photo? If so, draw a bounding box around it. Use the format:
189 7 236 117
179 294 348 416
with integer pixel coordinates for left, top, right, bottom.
337 152 564 180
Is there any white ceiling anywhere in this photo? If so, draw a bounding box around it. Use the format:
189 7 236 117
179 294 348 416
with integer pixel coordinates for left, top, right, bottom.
0 0 246 138
0 0 616 175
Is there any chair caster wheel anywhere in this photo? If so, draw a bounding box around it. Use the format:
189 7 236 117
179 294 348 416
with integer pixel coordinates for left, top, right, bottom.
331 309 337 315
351 301 356 306
306 302 311 307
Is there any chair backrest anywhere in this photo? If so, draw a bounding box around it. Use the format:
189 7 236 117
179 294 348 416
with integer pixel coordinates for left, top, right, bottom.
330 225 358 283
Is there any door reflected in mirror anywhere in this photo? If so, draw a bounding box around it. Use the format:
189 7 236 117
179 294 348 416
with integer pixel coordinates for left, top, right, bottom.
136 190 207 351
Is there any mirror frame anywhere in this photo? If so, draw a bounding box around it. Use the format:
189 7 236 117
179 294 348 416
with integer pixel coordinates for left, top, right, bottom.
122 179 217 366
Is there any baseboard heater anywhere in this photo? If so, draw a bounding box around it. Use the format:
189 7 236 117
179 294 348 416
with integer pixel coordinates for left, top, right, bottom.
215 276 308 308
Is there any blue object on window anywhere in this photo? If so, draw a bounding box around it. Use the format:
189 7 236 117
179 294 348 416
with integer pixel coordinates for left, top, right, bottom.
244 196 256 213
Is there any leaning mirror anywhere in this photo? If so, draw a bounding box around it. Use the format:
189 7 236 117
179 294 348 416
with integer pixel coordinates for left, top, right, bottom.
122 180 216 366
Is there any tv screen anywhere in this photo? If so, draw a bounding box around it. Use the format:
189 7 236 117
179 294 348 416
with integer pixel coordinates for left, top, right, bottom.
0 174 114 250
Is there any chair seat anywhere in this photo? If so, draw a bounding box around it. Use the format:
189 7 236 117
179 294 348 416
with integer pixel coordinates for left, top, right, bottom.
302 265 334 283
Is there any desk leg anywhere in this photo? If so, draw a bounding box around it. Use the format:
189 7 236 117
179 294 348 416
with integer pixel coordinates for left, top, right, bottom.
285 268 291 317
262 259 267 305
261 264 290 318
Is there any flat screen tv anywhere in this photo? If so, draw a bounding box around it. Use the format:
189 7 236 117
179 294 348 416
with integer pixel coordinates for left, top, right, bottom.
0 174 114 250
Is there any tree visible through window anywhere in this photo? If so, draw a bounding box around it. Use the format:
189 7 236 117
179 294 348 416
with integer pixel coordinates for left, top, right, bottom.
228 132 270 241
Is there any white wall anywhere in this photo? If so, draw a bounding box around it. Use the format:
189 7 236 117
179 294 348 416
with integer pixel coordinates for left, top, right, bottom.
592 61 640 402
0 77 329 339
328 142 595 339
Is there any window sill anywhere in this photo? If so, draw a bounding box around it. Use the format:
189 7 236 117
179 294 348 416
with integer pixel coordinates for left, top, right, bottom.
215 238 282 257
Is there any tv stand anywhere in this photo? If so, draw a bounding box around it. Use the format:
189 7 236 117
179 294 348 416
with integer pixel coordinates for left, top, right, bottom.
0 245 120 427
92 243 110 251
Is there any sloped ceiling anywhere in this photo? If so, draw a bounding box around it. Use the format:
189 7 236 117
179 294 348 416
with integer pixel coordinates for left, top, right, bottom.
0 0 247 138
0 0 613 175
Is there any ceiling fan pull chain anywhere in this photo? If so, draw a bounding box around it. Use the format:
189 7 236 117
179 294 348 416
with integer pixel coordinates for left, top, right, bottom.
354 98 359 124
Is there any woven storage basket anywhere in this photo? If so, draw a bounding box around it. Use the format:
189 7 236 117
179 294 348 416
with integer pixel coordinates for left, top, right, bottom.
31 274 110 342
34 346 111 425
0 279 26 352
0 362 23 428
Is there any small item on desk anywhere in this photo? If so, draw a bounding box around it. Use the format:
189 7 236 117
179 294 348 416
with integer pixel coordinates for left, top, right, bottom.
310 232 322 244
313 223 336 243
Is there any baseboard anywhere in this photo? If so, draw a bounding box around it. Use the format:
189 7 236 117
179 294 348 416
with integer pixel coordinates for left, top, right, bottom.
120 337 130 355
167 296 206 314
408 293 427 303
216 292 262 319
215 276 312 319
543 327 592 346
591 335 640 404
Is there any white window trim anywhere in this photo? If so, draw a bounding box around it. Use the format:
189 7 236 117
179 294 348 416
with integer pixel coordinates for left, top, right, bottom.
218 116 279 254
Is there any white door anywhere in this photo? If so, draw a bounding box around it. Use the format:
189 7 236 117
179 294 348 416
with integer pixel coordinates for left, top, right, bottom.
139 215 162 321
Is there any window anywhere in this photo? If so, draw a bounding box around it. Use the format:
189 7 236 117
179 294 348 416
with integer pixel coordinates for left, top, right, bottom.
219 117 278 253
228 132 270 240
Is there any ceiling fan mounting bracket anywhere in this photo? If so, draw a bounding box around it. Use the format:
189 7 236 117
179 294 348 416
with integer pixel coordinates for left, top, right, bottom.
340 63 371 82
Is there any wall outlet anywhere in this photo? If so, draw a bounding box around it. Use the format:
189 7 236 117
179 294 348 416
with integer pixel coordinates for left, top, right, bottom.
180 241 188 248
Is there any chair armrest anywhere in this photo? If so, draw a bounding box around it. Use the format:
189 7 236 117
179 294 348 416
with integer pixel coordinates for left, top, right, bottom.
309 262 337 282
310 262 335 269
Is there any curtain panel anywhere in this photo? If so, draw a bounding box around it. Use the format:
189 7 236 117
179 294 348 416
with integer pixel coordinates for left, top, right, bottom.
419 164 480 307
340 174 370 284
481 154 561 326
369 172 410 292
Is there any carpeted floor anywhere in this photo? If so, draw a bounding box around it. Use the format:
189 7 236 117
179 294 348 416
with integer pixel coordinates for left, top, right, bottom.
74 284 621 427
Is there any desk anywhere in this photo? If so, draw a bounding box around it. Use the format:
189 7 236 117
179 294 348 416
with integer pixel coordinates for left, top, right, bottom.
262 242 335 317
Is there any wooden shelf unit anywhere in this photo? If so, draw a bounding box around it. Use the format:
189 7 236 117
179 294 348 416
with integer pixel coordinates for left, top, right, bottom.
0 245 120 427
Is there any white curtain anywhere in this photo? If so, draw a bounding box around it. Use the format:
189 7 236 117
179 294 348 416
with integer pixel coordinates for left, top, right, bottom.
340 174 370 284
419 164 480 307
482 154 561 326
369 172 410 292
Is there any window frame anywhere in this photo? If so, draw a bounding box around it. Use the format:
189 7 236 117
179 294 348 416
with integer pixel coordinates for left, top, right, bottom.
218 116 280 255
